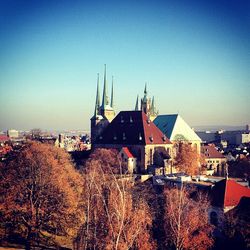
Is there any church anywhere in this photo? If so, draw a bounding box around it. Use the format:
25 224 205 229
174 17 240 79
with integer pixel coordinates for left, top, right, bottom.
90 66 201 174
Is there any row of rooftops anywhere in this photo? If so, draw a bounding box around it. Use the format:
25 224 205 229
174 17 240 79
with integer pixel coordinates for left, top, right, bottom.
153 175 250 209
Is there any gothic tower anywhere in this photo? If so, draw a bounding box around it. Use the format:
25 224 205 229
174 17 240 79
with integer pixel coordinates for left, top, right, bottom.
141 83 151 118
100 64 115 122
136 83 159 121
91 65 115 144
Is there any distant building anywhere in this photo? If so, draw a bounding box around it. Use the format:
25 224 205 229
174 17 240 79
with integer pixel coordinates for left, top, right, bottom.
201 145 227 176
197 131 216 143
94 110 172 173
7 129 19 138
154 114 202 153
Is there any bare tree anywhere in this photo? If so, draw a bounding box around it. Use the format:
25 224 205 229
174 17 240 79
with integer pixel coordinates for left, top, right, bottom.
75 148 154 250
164 186 214 250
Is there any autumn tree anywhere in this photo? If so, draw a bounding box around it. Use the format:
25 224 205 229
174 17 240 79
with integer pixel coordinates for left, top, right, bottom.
75 148 154 250
0 141 83 249
164 186 214 250
174 142 204 176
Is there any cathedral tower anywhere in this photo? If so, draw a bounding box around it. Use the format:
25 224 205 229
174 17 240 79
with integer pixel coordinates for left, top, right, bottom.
136 83 159 121
91 65 115 144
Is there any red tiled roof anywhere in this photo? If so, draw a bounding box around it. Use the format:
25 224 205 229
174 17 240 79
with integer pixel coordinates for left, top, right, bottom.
211 179 250 208
0 135 9 142
95 111 171 146
201 145 225 159
122 147 134 158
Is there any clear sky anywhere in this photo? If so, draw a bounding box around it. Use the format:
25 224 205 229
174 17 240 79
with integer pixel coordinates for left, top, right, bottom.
0 0 249 131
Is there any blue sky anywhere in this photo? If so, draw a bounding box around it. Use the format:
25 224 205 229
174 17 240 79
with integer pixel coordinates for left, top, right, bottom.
0 0 249 131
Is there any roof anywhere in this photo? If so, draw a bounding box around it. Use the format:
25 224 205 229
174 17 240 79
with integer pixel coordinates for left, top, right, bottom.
0 135 10 142
201 145 225 159
95 111 171 146
122 147 134 158
154 114 201 142
211 179 250 208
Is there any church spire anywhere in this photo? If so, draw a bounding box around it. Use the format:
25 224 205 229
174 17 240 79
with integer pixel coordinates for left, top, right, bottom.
101 64 109 108
94 73 100 116
135 95 139 111
111 76 114 108
144 82 147 95
151 96 155 113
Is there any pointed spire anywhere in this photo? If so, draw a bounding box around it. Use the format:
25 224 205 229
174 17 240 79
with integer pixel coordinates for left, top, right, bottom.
94 73 100 116
111 76 114 108
135 95 139 111
151 96 155 113
101 64 109 108
144 82 147 95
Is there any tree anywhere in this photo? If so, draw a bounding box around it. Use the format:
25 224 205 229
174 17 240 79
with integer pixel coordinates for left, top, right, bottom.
174 142 204 176
164 186 214 250
75 148 154 250
0 141 83 249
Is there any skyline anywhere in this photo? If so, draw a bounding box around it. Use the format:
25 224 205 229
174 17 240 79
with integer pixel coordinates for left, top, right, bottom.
0 0 249 131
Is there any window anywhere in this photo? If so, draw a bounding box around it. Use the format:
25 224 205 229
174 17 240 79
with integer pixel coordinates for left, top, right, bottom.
150 149 153 164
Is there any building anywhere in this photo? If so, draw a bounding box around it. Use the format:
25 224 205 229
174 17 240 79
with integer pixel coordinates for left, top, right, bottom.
209 179 250 227
119 147 137 173
91 65 115 143
135 83 159 121
7 129 19 138
201 145 227 176
94 110 172 173
154 114 202 153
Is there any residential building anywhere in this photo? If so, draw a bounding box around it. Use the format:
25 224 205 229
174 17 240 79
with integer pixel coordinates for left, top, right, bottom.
209 179 250 226
119 147 137 173
201 144 227 176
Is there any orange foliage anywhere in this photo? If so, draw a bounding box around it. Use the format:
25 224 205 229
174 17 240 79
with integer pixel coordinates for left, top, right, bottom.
0 141 83 246
174 142 203 176
164 187 214 250
75 148 154 250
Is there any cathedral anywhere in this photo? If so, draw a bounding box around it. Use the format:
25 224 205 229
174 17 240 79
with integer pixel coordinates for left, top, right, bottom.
90 66 201 173
91 66 159 144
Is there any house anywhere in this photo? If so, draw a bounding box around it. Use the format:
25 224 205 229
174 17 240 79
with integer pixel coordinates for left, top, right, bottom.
209 178 250 226
201 144 227 176
94 110 172 173
119 147 137 173
154 114 202 153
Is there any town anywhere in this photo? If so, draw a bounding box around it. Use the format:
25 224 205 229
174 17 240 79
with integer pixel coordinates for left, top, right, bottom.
0 67 250 250
1 0 249 249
